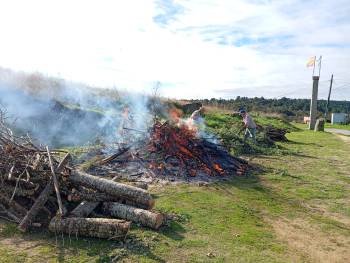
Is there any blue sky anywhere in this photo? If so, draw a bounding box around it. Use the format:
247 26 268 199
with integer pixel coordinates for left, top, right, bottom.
0 0 349 99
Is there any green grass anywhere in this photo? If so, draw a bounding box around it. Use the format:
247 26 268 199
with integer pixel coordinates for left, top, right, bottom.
296 122 350 131
325 123 350 130
1 123 350 262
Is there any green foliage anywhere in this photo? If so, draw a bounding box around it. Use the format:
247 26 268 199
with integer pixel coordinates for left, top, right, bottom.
204 113 296 155
325 123 350 130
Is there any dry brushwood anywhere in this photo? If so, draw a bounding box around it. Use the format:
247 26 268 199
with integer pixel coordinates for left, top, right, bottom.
0 108 163 239
265 126 289 142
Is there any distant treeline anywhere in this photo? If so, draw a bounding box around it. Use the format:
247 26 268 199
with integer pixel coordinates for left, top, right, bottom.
184 97 350 117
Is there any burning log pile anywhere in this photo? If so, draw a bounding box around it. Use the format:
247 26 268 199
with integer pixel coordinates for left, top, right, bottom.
0 111 164 240
265 126 289 142
146 121 248 177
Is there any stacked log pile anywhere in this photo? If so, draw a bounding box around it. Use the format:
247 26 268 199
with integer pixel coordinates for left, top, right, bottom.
0 111 164 240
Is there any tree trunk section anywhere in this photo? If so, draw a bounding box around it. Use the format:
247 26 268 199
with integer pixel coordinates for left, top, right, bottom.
103 202 164 230
69 201 99 217
69 170 154 209
49 217 130 240
67 190 149 209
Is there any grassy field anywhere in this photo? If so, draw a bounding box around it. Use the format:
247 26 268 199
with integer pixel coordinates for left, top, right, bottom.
1 127 350 262
325 123 350 130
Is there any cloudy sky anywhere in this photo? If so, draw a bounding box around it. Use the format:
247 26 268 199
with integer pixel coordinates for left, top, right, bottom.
0 0 349 99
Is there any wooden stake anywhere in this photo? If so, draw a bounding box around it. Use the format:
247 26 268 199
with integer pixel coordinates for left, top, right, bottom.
46 146 63 216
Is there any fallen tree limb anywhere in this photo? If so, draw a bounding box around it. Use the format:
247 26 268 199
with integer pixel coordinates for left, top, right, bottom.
99 147 130 165
103 202 164 230
46 146 63 215
49 217 130 240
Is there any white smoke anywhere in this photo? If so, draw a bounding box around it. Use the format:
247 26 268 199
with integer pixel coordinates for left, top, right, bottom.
0 68 153 148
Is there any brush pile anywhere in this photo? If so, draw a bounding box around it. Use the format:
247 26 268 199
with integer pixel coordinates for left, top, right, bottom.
265 126 289 142
146 121 248 177
89 120 248 183
0 110 164 240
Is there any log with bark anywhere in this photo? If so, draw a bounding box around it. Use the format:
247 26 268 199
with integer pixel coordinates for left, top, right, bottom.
69 170 155 209
67 189 150 209
69 201 99 218
48 217 130 240
103 202 164 230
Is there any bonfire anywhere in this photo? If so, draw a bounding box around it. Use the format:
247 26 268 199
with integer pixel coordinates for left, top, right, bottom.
90 109 249 181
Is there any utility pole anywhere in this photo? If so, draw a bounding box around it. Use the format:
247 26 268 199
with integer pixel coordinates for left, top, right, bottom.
309 75 319 130
308 55 322 130
324 74 333 119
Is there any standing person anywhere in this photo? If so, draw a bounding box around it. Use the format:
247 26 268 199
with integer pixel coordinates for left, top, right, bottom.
190 106 204 122
239 109 257 143
189 106 205 133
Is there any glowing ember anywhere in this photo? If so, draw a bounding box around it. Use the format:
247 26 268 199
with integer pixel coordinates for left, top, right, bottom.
146 121 248 177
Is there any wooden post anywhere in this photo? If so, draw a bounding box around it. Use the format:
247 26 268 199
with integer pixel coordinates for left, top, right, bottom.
309 76 319 130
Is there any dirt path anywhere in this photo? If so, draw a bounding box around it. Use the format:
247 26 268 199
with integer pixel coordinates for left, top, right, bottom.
325 128 350 136
337 134 350 144
325 128 350 145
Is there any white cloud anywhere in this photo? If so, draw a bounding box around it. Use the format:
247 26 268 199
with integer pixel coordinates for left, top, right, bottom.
0 0 349 99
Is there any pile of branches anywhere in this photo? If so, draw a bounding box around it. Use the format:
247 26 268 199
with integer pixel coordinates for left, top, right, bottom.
146 121 248 177
265 126 289 142
0 110 164 240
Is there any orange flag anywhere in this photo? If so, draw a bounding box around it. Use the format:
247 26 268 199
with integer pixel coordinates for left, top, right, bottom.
306 56 316 67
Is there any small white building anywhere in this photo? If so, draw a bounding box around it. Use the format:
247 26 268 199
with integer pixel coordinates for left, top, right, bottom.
331 113 349 124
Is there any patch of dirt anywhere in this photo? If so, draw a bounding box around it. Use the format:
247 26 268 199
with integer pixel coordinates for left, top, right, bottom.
336 134 350 144
0 236 44 260
0 221 48 259
302 202 350 227
267 217 350 263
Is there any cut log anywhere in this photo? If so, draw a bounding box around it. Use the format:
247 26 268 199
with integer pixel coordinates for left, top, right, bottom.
67 190 149 209
103 202 164 230
69 170 154 209
69 201 99 218
48 217 130 240
18 153 71 232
